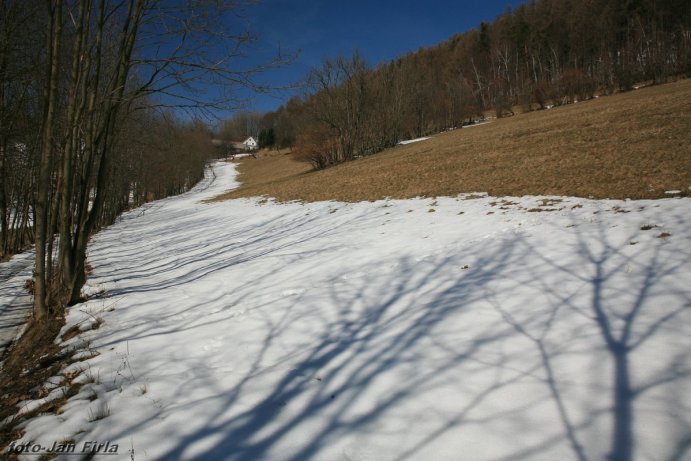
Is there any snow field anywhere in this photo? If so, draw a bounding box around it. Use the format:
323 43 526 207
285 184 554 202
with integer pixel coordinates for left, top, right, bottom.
10 161 691 461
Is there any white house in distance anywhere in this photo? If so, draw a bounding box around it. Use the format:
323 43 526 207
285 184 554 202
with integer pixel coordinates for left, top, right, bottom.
237 136 257 151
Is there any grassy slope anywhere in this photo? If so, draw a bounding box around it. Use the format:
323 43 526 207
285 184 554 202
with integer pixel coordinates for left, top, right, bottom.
217 79 691 202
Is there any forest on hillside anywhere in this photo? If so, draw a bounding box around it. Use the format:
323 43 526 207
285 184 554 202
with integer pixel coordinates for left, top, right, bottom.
244 0 690 169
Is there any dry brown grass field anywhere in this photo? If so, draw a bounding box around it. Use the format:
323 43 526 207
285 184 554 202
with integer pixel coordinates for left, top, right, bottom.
216 79 691 203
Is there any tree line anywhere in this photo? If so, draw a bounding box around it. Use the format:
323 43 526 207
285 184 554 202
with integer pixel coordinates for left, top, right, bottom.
251 0 690 169
0 0 277 320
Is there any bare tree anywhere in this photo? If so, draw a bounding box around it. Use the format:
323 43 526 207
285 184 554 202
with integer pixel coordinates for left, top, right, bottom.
20 0 290 318
218 111 263 141
0 0 42 258
33 0 63 319
301 52 370 165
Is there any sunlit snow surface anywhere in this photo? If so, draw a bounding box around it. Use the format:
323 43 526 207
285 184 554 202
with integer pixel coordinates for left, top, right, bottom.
13 162 691 461
397 137 429 145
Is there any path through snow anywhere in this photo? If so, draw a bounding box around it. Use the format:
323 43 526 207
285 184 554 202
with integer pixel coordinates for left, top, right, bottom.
0 251 33 360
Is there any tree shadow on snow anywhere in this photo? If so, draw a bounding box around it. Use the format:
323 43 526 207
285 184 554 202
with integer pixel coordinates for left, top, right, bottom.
488 211 691 461
105 233 531 460
87 204 691 461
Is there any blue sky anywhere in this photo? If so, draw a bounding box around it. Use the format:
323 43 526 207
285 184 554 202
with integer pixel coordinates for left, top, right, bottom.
226 1 526 115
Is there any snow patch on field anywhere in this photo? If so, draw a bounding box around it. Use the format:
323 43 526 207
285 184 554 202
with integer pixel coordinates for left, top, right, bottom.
397 137 429 145
8 162 691 461
461 121 493 129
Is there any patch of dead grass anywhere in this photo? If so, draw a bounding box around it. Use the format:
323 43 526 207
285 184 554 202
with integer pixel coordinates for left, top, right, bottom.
215 80 691 202
209 149 311 202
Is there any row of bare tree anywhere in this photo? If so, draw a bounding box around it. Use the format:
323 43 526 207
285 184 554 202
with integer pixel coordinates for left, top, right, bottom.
0 0 277 320
257 0 690 169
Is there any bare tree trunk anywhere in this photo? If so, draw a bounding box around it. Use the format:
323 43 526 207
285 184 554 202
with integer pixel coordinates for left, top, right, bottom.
0 142 7 257
58 0 91 297
64 0 144 305
471 58 487 110
33 0 62 320
0 0 10 258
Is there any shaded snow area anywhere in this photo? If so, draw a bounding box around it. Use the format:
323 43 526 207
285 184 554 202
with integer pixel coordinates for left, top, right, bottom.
10 162 691 461
0 250 34 359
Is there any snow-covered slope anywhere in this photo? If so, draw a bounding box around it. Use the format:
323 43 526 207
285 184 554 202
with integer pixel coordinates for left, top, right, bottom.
10 161 691 460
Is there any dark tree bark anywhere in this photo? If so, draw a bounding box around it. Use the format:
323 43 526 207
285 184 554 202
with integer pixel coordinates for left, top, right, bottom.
34 0 63 320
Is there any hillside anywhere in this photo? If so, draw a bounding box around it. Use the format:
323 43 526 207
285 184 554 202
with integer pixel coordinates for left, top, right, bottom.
217 79 691 202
